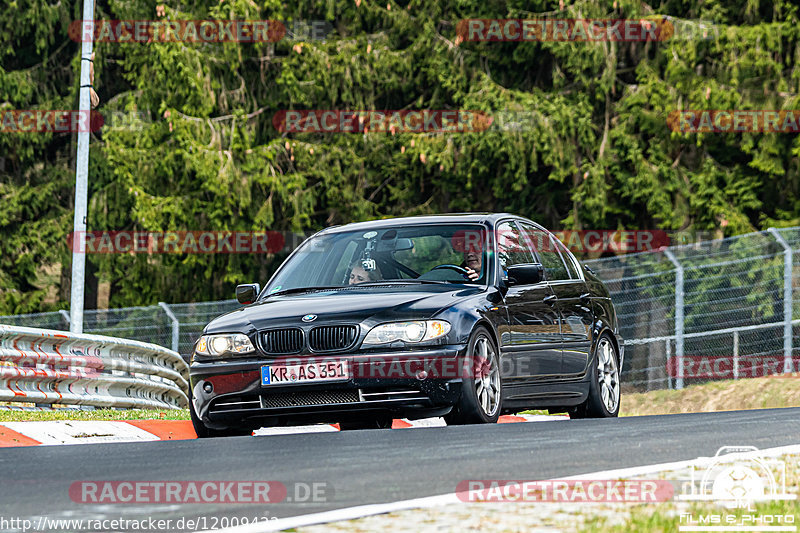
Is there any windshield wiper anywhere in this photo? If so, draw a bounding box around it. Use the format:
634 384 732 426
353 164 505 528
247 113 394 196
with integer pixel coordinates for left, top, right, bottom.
352 279 449 286
265 280 451 298
264 286 345 298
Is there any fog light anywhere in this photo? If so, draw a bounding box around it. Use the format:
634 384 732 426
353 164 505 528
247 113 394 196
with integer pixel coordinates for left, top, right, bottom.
203 382 213 393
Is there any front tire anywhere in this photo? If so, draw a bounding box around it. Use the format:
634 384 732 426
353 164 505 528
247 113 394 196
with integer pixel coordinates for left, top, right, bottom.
190 398 252 438
445 326 502 425
569 334 621 419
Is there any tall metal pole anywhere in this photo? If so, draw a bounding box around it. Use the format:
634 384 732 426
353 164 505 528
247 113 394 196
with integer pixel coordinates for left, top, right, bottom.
69 2 95 333
159 302 181 353
768 228 793 373
664 250 685 389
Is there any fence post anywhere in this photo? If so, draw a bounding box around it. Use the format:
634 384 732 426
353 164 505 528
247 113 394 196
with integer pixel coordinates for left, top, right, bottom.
733 330 739 380
768 228 793 373
158 302 180 353
664 250 684 389
665 338 673 389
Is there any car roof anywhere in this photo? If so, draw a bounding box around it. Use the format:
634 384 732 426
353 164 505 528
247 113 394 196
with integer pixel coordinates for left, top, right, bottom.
318 213 519 234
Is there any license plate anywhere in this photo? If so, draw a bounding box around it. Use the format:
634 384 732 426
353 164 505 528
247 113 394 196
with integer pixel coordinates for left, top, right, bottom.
261 360 350 386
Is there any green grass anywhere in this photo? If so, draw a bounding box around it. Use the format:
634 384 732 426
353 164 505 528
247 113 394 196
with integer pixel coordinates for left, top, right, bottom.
0 408 190 422
620 376 800 416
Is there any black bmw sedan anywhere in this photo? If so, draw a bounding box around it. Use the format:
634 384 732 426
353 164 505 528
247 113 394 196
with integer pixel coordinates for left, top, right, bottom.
189 213 624 437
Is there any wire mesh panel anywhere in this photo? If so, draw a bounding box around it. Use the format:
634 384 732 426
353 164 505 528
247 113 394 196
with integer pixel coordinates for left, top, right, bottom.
776 227 800 321
586 250 677 342
673 231 784 333
166 299 240 355
82 305 174 351
586 229 796 391
585 250 677 390
0 311 68 330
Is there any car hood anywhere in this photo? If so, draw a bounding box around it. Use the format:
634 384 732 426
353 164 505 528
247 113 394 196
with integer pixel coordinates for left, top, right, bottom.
204 285 484 334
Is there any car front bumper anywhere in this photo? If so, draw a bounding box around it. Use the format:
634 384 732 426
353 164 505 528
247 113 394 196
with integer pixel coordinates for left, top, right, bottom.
189 346 467 429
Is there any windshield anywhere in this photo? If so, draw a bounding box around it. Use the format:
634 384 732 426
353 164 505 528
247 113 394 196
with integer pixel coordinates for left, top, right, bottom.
264 224 488 295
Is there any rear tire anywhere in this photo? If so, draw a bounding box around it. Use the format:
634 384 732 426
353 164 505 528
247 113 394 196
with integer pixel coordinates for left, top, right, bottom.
445 326 502 425
569 333 620 419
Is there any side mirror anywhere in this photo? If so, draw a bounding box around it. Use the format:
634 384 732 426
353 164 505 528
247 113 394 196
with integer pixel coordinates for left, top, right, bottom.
507 264 544 286
236 283 261 305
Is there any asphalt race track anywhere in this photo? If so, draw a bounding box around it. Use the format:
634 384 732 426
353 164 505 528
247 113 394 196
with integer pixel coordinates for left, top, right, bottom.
2 408 799 531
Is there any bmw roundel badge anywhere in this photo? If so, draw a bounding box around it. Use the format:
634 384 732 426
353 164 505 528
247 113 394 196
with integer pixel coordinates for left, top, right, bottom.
302 314 317 322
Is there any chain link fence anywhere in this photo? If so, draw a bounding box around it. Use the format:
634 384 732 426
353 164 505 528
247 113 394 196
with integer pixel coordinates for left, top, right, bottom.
1 227 797 390
585 227 799 391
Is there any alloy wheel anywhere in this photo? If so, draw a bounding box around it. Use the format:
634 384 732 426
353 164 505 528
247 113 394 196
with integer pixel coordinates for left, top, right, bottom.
473 336 501 417
596 337 620 413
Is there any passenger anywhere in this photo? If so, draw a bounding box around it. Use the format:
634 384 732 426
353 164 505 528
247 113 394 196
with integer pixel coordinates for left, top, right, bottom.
349 263 381 285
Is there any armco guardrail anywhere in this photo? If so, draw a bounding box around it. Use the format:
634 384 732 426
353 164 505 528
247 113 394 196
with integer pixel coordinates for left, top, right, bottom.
0 325 189 409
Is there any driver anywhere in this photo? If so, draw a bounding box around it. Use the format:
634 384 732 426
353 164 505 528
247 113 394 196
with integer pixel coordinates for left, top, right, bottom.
462 250 482 281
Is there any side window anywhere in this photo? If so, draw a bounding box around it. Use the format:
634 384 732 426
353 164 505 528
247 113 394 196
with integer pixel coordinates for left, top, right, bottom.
520 224 569 281
496 221 535 268
552 236 581 279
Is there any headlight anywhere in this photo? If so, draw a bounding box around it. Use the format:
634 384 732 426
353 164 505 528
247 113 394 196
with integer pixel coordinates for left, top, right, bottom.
194 334 255 357
363 320 451 345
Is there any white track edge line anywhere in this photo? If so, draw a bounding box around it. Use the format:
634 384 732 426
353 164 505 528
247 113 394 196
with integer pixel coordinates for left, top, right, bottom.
213 443 800 533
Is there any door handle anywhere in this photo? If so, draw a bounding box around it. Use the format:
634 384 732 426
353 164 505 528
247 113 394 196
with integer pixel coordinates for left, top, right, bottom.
543 294 557 306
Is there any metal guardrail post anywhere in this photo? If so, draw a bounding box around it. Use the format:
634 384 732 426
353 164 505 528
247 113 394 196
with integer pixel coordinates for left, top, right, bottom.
664 250 684 389
159 302 180 353
768 228 793 373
